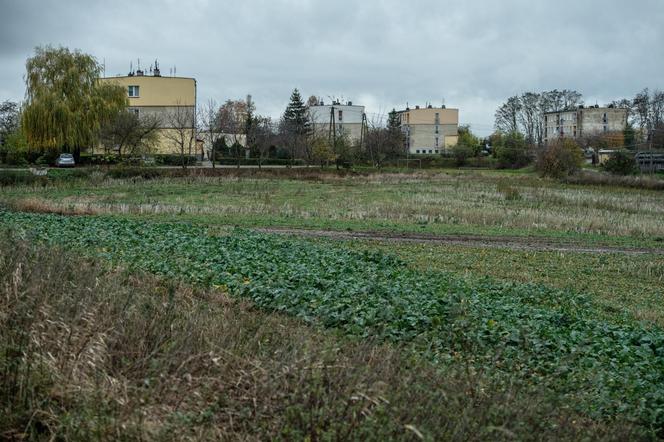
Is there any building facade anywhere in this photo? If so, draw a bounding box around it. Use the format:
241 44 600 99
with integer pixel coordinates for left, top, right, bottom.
396 106 458 155
100 71 197 155
543 105 628 145
308 101 365 144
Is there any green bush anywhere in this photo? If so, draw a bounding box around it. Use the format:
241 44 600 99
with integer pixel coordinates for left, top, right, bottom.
536 139 584 178
451 145 475 166
105 167 164 180
154 154 199 166
602 150 638 175
496 147 531 169
0 171 46 186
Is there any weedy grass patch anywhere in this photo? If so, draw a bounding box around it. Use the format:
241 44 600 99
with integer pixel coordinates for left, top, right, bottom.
3 211 664 435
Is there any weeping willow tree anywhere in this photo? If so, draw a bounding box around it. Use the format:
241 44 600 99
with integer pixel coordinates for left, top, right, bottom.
21 46 127 156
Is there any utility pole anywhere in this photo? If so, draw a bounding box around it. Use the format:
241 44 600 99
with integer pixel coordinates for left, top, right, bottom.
360 112 373 166
649 129 654 174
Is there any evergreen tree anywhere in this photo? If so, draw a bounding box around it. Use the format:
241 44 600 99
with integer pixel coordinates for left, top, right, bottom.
282 88 310 136
623 123 636 149
386 108 405 155
387 108 401 133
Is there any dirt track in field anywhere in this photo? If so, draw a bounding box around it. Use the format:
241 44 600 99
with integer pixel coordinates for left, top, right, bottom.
254 227 664 255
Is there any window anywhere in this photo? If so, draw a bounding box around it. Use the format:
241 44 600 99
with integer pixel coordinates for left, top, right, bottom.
435 150 439 154
573 126 577 137
338 110 343 121
416 150 420 154
429 149 433 154
435 137 439 147
435 112 440 124
128 107 139 116
435 125 439 134
603 125 607 133
128 85 139 97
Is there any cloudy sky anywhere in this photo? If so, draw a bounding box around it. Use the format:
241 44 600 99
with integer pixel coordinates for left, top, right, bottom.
1 0 662 135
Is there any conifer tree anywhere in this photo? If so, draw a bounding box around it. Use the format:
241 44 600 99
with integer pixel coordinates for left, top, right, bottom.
282 88 310 136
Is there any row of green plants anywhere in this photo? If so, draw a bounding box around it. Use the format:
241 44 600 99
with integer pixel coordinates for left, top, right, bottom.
2 211 663 434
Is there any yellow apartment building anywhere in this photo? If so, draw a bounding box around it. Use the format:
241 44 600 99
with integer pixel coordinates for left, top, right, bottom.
100 72 197 155
397 105 459 154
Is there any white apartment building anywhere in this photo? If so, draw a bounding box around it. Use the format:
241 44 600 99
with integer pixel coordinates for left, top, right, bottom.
308 101 365 144
544 105 628 144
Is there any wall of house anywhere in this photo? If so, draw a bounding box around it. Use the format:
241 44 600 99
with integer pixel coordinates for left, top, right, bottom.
101 76 196 106
579 108 628 137
544 108 628 144
397 107 459 154
309 105 365 124
311 122 364 144
99 76 197 155
406 124 458 154
399 108 458 125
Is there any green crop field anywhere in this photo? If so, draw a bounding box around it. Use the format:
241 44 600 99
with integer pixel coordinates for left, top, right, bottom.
1 168 664 440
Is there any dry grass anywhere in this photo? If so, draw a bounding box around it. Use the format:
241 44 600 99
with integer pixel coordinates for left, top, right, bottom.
0 235 643 441
3 171 664 238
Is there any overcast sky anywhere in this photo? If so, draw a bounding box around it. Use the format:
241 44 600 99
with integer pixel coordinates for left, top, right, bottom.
1 0 663 135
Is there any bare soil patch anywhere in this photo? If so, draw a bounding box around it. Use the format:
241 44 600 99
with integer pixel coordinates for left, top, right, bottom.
254 227 664 255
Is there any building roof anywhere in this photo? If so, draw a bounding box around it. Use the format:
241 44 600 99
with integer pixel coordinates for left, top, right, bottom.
544 106 628 115
101 75 196 81
396 106 458 113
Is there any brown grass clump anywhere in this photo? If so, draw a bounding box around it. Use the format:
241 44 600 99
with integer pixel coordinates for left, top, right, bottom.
0 235 644 441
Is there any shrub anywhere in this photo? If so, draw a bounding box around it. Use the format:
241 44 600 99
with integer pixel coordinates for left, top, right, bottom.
536 139 584 178
105 167 164 180
452 144 475 166
154 154 198 166
496 180 522 201
602 150 638 175
0 171 45 186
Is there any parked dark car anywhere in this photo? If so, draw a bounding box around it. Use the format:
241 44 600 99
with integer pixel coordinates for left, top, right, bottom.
55 153 75 167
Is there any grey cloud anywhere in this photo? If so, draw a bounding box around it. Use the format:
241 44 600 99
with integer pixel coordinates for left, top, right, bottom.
1 0 663 135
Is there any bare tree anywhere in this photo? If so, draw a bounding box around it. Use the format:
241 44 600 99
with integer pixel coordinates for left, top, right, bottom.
495 90 582 146
163 101 196 168
198 99 222 168
100 111 160 158
495 96 521 134
218 98 252 168
0 101 20 147
252 116 275 169
518 92 539 146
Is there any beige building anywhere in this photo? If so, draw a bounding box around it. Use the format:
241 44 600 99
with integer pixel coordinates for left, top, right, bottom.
544 105 628 145
397 105 459 154
100 70 197 155
308 101 365 144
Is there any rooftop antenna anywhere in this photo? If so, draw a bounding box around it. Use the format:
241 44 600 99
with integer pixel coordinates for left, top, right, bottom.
102 57 106 77
169 67 173 76
129 60 133 76
174 65 177 77
137 58 141 71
